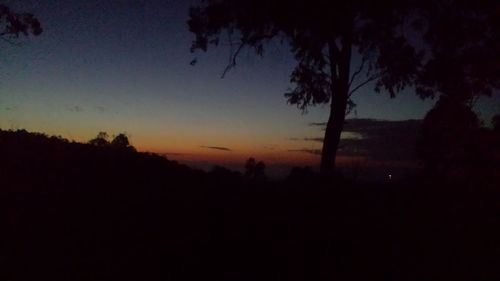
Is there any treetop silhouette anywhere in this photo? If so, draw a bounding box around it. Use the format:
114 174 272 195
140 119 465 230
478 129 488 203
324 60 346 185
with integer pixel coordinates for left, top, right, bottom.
88 131 110 147
244 157 266 180
88 132 136 151
417 96 480 177
416 0 500 104
111 133 136 151
0 4 42 40
188 0 422 176
188 0 499 177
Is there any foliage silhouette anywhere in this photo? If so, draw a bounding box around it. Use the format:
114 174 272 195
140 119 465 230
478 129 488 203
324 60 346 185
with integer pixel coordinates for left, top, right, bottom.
188 0 500 177
417 97 500 183
493 114 500 132
88 131 110 146
188 0 423 176
0 4 42 42
412 0 500 183
417 96 480 178
244 157 266 181
416 0 500 103
111 133 136 152
88 132 137 152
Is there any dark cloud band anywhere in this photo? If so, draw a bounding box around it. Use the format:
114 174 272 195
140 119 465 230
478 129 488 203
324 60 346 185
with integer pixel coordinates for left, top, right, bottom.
200 146 232 151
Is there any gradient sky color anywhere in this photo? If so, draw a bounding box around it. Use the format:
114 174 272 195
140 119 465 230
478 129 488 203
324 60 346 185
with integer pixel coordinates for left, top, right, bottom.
1 0 498 170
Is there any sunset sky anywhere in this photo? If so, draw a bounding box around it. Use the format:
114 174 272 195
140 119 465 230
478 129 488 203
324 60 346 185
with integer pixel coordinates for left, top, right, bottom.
1 0 498 173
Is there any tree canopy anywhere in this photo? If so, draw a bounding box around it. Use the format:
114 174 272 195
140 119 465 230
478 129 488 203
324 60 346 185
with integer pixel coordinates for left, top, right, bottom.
244 157 266 180
189 0 421 175
88 132 136 151
189 0 421 107
0 4 42 41
416 0 500 103
189 0 500 176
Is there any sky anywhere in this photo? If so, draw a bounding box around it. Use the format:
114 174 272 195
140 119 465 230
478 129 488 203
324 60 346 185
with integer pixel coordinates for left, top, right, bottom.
1 0 498 174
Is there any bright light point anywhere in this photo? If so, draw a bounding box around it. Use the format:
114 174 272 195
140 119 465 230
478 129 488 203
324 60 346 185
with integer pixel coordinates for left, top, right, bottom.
388 174 392 180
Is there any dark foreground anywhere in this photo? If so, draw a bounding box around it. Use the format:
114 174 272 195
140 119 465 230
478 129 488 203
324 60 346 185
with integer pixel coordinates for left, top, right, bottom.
0 130 499 281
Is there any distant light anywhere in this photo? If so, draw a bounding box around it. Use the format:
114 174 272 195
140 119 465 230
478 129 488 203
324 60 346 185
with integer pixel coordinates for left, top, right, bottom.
388 174 392 180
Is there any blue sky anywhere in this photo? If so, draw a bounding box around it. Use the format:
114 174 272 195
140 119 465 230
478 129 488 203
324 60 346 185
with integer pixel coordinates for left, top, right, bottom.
0 0 497 169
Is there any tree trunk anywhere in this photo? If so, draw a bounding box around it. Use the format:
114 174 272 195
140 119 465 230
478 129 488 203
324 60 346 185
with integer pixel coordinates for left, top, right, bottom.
320 91 348 176
319 37 352 178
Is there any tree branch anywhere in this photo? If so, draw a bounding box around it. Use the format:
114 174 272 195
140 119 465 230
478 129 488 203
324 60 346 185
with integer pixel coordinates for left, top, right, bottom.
329 39 341 59
221 40 245 78
221 31 278 78
348 74 379 96
321 45 333 66
349 56 366 87
0 35 22 46
328 40 341 81
467 93 480 108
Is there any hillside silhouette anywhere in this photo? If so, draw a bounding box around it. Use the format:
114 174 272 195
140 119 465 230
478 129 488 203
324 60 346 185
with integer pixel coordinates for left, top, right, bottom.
1 129 499 281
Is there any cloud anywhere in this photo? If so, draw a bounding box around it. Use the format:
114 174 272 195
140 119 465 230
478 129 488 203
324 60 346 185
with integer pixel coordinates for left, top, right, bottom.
309 122 327 127
200 146 232 151
303 137 324 142
96 106 106 112
159 152 185 157
302 118 422 162
339 119 422 161
263 145 277 150
343 118 421 135
341 131 364 140
289 137 323 142
68 105 83 112
290 133 360 144
4 106 18 111
288 149 322 155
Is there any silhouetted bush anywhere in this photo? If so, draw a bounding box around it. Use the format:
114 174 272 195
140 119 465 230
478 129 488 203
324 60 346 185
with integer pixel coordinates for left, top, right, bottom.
418 97 479 177
111 133 136 152
88 131 110 146
244 157 266 181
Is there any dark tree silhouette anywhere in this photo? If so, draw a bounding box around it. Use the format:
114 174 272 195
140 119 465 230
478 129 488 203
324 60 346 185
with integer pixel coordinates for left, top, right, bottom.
111 133 136 151
417 97 480 178
244 157 266 180
0 4 42 41
88 132 136 151
493 114 500 133
88 131 110 147
414 1 500 179
188 0 422 176
416 0 500 103
111 133 129 147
